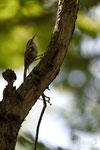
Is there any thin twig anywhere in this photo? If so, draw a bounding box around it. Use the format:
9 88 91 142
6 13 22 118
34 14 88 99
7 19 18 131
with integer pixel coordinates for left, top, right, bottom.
34 93 47 150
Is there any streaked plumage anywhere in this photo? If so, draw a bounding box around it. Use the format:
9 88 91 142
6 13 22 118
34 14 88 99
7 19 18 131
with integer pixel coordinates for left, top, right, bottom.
24 35 38 81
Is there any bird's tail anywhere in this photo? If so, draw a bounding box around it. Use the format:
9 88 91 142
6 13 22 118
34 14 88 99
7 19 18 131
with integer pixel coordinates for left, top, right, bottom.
24 66 27 82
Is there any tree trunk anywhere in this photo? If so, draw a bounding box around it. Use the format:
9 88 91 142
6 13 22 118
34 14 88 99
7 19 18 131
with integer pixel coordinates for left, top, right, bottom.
0 0 79 149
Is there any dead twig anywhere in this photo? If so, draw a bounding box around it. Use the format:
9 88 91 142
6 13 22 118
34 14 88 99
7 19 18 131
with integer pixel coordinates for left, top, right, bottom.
34 93 50 150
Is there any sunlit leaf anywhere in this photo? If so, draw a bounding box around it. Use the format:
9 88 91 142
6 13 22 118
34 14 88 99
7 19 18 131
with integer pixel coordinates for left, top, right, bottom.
77 12 100 36
0 0 19 20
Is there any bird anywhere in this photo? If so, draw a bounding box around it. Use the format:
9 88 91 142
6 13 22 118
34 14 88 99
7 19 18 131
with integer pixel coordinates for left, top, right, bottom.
24 35 38 81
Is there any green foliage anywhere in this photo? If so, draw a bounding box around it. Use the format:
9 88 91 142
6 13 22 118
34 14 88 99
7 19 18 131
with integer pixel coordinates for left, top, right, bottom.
80 0 100 9
0 0 99 68
17 132 64 150
77 12 100 36
0 0 54 68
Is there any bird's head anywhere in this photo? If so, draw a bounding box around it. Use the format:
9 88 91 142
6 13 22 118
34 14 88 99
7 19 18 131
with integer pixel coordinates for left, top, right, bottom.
26 34 37 49
32 34 36 41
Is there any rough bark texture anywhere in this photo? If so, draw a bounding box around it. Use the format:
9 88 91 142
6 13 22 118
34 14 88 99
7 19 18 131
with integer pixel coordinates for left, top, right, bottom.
0 0 79 150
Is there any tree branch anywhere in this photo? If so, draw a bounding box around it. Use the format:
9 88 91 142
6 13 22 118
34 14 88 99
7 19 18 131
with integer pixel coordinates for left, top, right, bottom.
17 0 79 120
0 0 79 150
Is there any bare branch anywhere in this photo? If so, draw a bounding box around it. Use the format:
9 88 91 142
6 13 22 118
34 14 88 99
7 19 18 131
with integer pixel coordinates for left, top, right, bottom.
34 93 47 150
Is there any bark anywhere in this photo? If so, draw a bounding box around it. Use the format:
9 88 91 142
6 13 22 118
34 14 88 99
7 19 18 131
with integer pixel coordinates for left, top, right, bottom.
0 0 79 150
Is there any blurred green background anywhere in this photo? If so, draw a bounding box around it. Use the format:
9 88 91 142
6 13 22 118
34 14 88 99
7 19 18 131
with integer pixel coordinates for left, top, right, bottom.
0 0 100 150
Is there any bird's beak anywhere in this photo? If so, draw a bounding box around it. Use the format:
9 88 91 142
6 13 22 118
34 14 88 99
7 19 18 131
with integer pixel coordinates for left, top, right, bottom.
32 34 37 40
